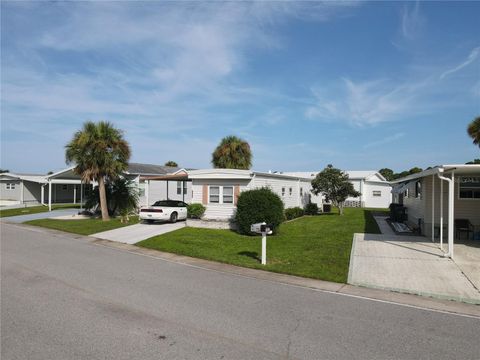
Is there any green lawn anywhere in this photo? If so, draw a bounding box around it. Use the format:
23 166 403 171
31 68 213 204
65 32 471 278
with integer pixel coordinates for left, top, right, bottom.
137 208 384 283
0 203 81 218
25 216 139 235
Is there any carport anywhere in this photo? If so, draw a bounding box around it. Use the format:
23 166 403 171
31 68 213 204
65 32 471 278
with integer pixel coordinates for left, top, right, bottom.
140 171 191 205
45 167 93 211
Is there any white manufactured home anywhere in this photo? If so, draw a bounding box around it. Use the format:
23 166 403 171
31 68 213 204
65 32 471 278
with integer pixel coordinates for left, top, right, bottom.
282 170 392 209
184 169 322 221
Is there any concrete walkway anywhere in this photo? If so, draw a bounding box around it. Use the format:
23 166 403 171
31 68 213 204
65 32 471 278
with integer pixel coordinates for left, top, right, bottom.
348 217 480 304
1 209 79 223
91 221 185 244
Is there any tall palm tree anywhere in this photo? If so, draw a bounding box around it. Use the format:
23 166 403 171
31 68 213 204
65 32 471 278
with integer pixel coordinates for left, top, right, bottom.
211 135 252 169
65 121 131 221
467 116 480 148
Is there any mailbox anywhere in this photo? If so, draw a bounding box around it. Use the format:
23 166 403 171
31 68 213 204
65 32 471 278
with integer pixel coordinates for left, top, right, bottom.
250 222 273 235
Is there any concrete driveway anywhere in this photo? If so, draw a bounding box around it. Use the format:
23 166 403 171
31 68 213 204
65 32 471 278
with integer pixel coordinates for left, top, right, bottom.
91 221 185 244
1 209 79 223
348 217 480 304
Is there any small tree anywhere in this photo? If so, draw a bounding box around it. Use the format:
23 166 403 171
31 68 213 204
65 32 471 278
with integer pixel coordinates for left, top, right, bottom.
165 161 178 167
467 116 480 148
311 165 361 215
212 135 252 169
466 159 480 164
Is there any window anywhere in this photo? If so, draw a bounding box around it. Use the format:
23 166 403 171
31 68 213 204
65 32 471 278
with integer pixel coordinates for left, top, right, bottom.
372 190 381 197
415 181 422 198
177 181 182 195
209 186 220 203
289 187 293 196
183 181 187 195
281 187 285 196
459 177 480 199
223 186 233 204
6 183 15 190
300 188 303 196
62 184 68 190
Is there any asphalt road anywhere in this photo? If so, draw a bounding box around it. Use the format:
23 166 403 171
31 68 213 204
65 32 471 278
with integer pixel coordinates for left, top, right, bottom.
2 223 479 360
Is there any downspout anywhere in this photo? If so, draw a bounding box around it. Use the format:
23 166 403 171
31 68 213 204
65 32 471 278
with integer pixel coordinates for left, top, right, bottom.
297 179 301 207
437 169 454 258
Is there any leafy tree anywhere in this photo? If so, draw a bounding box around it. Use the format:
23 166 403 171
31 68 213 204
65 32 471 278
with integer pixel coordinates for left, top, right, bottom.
467 116 480 148
379 168 394 181
0 169 9 174
164 161 178 167
466 159 480 164
311 165 361 215
65 121 131 221
212 135 252 169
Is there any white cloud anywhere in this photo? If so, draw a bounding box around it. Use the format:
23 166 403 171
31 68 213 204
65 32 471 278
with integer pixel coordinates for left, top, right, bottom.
363 133 405 149
401 1 425 39
440 46 480 80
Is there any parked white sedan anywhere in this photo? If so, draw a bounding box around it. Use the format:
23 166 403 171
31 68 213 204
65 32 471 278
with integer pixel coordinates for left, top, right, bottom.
139 200 188 223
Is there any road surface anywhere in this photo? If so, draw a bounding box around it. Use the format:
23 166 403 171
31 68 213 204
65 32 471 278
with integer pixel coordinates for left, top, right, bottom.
1 223 479 359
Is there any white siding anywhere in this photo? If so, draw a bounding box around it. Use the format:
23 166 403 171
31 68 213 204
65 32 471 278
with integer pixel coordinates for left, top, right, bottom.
0 180 21 201
192 179 251 220
363 182 392 208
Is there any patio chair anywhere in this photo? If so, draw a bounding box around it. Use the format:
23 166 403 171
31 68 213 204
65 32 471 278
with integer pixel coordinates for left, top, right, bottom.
454 219 474 240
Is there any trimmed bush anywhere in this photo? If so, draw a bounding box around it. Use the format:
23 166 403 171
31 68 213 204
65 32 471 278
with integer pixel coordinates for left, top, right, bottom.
304 202 319 215
187 203 206 219
235 187 284 235
285 207 304 220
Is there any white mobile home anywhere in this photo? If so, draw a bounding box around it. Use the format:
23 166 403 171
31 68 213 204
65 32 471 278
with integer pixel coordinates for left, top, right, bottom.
282 170 392 208
187 169 322 221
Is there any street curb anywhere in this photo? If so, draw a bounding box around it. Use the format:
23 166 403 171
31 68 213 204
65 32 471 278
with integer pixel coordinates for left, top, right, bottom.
92 238 480 318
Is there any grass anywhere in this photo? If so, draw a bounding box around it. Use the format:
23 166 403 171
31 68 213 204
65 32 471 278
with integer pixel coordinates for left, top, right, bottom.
137 208 384 283
25 216 139 235
0 203 81 218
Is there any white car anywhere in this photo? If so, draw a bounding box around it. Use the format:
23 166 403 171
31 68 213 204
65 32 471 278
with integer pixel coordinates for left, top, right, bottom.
139 200 188 223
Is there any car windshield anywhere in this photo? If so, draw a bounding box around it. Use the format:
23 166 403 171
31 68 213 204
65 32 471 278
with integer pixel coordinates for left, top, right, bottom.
151 200 185 207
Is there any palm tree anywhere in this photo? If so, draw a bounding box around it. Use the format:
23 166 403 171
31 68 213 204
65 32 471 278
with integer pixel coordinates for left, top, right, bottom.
211 135 252 169
467 116 480 148
65 121 131 221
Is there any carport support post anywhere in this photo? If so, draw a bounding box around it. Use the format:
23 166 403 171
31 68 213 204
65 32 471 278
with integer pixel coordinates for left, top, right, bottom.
166 181 169 200
80 183 83 211
261 231 267 265
145 180 150 206
41 184 45 205
73 185 76 204
431 175 435 242
20 180 24 205
448 172 454 259
440 179 444 250
48 180 52 212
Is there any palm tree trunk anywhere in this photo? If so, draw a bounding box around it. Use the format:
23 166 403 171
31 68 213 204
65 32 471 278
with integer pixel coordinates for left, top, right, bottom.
98 176 110 221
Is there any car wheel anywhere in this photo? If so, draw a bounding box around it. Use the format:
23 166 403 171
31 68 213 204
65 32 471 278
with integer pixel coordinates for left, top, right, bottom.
170 212 178 223
145 219 154 224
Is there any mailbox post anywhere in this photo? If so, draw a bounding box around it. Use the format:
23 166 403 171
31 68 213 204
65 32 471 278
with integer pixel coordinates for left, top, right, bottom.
250 222 273 265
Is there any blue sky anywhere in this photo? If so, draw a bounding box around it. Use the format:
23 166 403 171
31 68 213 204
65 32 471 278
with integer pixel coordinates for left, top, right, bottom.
1 1 479 174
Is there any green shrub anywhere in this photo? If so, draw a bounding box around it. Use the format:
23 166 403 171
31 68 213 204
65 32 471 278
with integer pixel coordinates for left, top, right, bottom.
235 187 284 235
187 203 206 219
285 207 304 220
304 202 319 215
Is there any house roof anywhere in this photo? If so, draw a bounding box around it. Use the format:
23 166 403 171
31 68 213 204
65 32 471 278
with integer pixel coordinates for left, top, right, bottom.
187 168 312 181
281 170 387 182
0 172 47 184
126 163 181 176
391 164 480 184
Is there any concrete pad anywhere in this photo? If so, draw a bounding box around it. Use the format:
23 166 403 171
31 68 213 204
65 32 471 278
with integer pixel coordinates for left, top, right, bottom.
1 209 79 223
91 221 185 244
349 232 480 304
